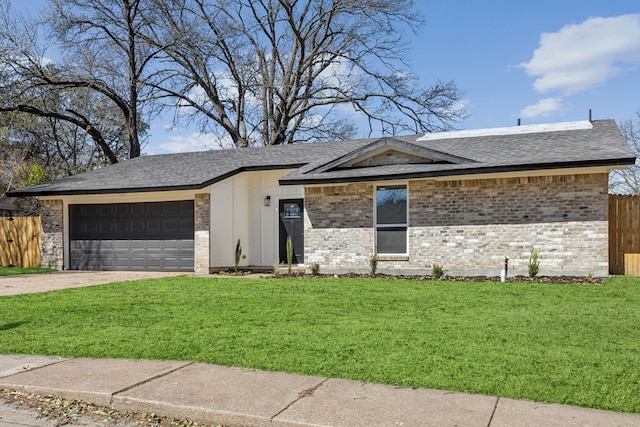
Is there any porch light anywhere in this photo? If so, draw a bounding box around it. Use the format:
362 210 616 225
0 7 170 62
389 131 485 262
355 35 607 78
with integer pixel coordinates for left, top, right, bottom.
264 195 271 206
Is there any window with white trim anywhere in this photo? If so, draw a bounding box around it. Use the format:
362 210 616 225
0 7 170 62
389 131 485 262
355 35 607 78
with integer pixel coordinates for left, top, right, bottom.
375 184 407 254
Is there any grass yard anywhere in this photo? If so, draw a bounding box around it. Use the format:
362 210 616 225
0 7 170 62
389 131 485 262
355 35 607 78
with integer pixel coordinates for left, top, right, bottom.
0 275 639 413
0 267 56 276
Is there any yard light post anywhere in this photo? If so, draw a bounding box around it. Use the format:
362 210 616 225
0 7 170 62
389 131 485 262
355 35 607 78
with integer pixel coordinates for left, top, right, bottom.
501 256 509 282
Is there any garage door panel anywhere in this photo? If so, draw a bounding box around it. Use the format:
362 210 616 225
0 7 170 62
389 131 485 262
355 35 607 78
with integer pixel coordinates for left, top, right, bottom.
69 200 195 272
130 218 146 233
147 220 162 233
147 203 163 215
130 204 146 216
163 219 179 233
180 218 194 229
130 240 147 250
69 241 99 270
146 240 163 251
70 239 194 271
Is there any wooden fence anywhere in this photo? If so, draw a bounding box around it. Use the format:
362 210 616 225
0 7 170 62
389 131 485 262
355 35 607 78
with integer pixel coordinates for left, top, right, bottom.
609 194 640 275
0 216 41 268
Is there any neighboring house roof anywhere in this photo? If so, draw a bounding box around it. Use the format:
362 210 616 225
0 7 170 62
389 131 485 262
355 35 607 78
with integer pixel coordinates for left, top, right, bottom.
8 119 635 197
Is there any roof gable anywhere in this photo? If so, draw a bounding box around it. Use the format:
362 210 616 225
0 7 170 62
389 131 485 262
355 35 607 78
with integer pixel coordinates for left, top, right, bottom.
309 137 473 174
346 149 436 168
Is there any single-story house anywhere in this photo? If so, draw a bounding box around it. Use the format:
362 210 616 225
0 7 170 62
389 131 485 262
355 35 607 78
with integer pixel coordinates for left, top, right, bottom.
8 119 636 276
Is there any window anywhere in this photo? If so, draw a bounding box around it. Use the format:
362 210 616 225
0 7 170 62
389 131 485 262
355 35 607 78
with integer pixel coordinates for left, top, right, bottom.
283 202 301 218
375 185 407 254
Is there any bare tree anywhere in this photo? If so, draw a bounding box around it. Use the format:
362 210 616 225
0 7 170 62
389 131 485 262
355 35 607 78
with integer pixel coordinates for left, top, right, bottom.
610 110 640 194
3 0 466 157
145 0 466 148
0 85 130 175
0 0 157 161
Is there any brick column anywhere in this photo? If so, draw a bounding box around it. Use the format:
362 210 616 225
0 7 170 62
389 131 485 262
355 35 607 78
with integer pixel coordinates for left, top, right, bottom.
40 199 64 270
194 193 210 274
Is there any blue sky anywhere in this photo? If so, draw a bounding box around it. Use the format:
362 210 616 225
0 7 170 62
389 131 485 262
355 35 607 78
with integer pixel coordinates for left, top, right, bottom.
13 0 640 154
413 1 639 128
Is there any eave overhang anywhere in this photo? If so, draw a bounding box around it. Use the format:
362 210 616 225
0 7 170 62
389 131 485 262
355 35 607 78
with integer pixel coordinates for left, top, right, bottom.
278 157 636 186
7 163 307 197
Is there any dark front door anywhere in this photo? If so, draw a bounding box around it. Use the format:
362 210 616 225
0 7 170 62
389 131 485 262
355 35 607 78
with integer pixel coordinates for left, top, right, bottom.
279 199 304 264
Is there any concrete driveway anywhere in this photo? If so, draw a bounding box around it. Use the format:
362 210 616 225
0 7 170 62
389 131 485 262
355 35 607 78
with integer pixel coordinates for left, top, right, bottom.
0 271 189 296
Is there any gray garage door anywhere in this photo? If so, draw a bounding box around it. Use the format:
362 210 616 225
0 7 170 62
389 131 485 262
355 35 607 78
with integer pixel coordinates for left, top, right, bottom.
69 201 194 271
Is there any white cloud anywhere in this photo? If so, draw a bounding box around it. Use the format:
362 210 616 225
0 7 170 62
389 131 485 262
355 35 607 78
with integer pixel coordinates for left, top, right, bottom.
520 97 563 118
155 132 218 154
520 14 640 94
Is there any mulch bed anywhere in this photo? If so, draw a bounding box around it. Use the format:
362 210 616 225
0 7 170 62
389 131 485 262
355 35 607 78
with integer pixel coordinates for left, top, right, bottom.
349 273 606 284
218 271 606 284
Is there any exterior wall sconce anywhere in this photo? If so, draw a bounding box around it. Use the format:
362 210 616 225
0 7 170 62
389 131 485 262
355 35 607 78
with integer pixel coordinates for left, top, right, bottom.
264 196 271 206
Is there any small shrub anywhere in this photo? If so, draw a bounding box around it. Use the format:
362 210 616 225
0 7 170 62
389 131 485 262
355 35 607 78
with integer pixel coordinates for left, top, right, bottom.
369 249 379 275
286 236 293 274
234 239 242 274
311 263 320 276
273 263 280 276
528 248 541 278
432 264 446 278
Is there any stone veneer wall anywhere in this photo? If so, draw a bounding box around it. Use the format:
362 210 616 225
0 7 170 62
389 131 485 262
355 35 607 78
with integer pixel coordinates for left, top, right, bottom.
194 193 210 274
40 199 64 270
304 173 609 276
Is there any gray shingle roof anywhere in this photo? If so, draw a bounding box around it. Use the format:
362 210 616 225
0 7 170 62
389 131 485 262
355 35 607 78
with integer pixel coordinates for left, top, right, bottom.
280 119 635 184
8 119 635 196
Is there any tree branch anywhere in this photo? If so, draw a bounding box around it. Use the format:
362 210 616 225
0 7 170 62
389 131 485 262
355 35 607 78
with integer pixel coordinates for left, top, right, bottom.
0 104 119 164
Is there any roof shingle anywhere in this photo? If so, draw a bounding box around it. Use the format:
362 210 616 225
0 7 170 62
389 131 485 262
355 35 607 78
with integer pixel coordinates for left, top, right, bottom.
8 119 634 196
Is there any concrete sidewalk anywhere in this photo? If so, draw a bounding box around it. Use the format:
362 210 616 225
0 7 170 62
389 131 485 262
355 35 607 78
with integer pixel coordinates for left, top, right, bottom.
0 355 638 427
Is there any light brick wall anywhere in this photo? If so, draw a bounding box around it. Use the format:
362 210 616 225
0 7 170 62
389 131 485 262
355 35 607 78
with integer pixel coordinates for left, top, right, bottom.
304 174 610 276
305 184 374 269
194 193 210 274
40 199 63 270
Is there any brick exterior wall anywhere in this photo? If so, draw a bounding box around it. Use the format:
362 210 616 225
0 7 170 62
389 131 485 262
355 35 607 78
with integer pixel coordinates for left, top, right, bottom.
304 173 609 276
194 193 210 274
305 184 374 270
40 199 64 270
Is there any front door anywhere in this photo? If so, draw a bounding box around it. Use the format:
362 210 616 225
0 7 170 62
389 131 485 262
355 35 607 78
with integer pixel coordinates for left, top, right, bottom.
279 199 304 264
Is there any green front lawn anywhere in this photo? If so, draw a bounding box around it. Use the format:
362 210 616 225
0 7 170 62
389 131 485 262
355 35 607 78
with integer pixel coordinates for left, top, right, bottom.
0 275 639 413
0 267 56 276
